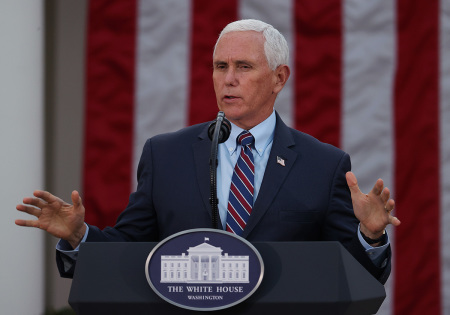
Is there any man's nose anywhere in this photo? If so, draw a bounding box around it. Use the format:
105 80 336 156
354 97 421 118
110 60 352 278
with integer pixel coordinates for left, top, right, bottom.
224 68 238 86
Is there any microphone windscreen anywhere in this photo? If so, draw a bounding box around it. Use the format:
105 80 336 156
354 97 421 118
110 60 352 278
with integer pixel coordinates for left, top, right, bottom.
208 114 231 143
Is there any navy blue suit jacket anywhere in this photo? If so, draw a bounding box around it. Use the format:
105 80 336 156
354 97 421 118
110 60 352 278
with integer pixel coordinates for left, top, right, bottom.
57 113 390 283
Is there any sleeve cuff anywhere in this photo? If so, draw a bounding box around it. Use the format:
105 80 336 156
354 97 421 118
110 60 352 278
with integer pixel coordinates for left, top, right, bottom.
358 224 390 267
56 223 89 259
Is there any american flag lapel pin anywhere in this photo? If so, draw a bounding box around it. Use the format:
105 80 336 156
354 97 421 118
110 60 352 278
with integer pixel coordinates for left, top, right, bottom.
277 156 285 167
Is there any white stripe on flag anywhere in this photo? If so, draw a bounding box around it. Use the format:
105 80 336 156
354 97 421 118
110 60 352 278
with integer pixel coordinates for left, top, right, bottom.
342 1 396 314
134 0 191 186
239 0 295 127
440 0 450 313
342 0 396 194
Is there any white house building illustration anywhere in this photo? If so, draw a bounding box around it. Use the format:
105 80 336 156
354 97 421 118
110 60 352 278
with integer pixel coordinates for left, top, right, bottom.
160 239 249 283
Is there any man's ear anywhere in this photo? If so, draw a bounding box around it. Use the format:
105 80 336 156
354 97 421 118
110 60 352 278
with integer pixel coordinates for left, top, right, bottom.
273 64 291 94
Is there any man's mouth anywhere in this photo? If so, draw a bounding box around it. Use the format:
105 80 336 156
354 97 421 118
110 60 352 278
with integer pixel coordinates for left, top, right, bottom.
225 95 238 99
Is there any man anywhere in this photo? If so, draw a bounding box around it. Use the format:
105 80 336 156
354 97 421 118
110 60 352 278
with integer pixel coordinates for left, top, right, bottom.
16 19 400 283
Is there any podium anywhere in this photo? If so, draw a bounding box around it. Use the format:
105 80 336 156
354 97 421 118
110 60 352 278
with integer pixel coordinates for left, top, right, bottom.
69 242 385 314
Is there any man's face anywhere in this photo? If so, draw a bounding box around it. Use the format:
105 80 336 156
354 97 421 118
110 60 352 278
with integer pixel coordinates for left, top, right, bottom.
213 31 279 130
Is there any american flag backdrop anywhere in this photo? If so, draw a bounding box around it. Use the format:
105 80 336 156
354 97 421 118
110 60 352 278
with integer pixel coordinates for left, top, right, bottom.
81 1 450 314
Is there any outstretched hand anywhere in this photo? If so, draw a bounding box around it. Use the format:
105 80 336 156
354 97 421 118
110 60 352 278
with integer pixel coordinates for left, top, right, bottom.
16 190 86 249
346 172 401 240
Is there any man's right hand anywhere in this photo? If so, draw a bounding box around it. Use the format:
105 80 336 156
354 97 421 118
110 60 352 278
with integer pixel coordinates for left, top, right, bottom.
16 190 86 249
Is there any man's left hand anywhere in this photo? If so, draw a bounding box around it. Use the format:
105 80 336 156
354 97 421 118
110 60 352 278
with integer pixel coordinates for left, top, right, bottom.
346 171 401 241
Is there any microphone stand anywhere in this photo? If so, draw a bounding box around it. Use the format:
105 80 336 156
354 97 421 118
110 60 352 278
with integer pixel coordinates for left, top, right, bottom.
208 111 231 229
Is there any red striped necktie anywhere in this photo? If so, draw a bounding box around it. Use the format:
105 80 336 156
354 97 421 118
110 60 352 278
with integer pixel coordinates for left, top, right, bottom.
226 131 255 236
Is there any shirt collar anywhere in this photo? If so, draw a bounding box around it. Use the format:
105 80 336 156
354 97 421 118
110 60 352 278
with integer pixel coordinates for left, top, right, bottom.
224 110 276 157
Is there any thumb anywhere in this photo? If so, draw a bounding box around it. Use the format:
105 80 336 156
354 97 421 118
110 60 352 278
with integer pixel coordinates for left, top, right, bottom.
71 190 82 208
346 171 361 196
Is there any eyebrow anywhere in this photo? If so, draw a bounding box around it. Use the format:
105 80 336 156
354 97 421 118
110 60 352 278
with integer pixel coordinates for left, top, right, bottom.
213 60 254 66
213 61 227 67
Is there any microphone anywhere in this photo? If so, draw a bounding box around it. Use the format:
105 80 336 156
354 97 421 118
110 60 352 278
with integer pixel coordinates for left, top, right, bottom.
208 111 231 229
208 112 231 143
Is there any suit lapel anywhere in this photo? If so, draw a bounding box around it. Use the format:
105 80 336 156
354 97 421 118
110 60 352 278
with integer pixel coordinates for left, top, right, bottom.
192 125 214 219
242 113 298 238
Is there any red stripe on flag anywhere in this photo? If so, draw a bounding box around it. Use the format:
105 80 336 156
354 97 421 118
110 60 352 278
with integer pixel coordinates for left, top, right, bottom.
188 0 238 125
83 0 137 229
394 1 441 314
294 1 342 147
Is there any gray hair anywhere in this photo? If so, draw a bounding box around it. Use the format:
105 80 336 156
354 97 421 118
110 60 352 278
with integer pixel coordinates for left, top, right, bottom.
213 19 289 71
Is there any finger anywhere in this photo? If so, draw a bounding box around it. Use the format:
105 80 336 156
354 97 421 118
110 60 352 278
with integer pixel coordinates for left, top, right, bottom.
389 215 401 227
71 190 82 208
380 187 391 204
385 199 395 212
33 190 61 204
22 196 47 209
16 204 41 217
15 219 40 228
346 171 361 195
370 178 384 196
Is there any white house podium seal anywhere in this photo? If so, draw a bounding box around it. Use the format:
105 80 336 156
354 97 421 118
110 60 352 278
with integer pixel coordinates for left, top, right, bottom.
145 228 264 311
